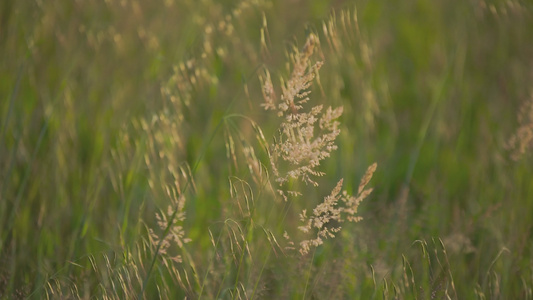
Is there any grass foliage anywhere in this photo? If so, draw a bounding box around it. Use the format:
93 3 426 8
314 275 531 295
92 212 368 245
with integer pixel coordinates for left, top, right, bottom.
1 0 533 298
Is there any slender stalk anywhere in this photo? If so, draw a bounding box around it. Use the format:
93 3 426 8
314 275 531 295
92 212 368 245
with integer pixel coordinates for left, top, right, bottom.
302 247 317 299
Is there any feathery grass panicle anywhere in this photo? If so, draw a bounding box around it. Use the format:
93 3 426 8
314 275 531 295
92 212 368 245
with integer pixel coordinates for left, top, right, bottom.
149 192 191 260
260 34 344 189
142 109 193 261
260 32 377 256
507 95 533 160
298 179 344 255
298 163 377 255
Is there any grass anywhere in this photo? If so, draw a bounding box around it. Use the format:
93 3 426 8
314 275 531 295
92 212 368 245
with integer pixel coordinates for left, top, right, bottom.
1 0 533 298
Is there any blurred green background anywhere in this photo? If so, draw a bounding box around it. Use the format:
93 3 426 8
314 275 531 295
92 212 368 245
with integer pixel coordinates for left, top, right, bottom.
1 0 533 298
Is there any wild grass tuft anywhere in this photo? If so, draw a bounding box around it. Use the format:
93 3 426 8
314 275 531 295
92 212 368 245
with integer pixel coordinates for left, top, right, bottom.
1 0 533 299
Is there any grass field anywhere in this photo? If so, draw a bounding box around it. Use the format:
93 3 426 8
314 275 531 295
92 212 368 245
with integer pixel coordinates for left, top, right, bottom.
1 0 533 298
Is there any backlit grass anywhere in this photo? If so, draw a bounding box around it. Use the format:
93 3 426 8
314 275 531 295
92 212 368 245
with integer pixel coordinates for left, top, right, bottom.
1 0 533 298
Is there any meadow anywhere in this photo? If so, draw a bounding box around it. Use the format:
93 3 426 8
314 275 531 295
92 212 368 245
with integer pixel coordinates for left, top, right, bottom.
1 0 533 298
